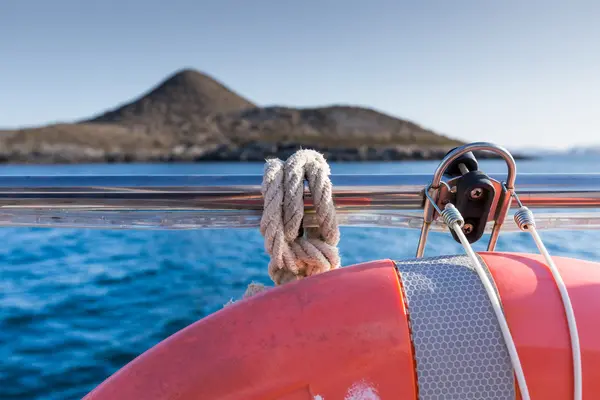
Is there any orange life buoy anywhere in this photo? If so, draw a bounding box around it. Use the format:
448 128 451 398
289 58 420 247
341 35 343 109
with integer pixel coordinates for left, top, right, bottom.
83 252 600 399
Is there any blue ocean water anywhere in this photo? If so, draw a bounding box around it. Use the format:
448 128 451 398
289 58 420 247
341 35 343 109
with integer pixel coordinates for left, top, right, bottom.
1 155 600 400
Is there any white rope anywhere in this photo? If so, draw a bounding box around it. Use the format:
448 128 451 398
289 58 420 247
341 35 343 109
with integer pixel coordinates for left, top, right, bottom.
528 225 582 400
423 193 530 398
260 149 340 285
514 202 582 400
450 222 531 400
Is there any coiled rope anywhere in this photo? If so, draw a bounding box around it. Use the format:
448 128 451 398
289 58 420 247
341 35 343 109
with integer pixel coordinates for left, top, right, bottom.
260 149 341 285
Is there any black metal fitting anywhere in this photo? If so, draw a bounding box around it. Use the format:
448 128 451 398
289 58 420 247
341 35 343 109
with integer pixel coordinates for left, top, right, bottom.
450 170 496 243
443 149 496 244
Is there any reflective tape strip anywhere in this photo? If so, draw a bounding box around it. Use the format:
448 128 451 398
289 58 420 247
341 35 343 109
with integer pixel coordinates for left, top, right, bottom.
395 255 515 400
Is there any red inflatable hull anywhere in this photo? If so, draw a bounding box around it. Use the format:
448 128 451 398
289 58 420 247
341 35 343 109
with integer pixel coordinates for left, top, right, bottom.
84 252 600 399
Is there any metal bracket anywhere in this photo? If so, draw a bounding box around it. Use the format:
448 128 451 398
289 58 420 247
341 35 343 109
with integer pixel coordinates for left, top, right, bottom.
416 142 517 257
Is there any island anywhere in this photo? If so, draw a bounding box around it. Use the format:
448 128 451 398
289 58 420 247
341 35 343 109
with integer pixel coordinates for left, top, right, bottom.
0 69 519 163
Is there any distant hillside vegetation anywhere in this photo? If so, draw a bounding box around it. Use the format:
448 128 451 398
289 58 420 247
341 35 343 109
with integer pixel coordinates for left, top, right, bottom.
0 68 466 163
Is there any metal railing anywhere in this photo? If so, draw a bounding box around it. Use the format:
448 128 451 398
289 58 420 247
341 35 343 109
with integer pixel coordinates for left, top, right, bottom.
0 173 599 231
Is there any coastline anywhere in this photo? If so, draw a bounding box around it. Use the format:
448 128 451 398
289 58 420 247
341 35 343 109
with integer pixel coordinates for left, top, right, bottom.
0 142 532 164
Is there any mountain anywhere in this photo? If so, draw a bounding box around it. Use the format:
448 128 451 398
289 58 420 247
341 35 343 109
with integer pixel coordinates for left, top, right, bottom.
0 68 465 163
87 69 256 128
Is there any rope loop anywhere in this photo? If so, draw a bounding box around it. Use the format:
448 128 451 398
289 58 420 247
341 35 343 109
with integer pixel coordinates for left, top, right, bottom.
260 149 341 285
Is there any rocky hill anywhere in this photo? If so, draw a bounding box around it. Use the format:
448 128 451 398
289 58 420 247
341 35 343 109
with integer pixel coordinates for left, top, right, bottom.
0 69 466 163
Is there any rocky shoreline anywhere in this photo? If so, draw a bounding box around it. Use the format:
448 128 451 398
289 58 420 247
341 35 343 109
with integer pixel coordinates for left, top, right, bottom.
0 141 529 164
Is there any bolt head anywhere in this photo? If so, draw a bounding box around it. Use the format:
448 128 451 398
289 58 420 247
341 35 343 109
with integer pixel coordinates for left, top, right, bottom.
463 223 474 234
470 188 483 199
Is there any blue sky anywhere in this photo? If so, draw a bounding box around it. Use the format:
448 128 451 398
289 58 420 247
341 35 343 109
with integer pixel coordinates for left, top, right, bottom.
1 0 599 149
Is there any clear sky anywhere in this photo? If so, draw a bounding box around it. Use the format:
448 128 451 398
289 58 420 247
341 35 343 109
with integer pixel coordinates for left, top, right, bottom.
1 0 599 149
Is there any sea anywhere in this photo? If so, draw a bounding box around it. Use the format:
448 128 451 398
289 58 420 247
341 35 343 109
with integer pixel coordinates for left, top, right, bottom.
2 155 600 400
